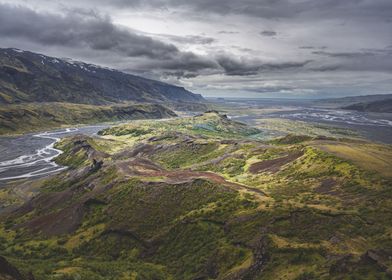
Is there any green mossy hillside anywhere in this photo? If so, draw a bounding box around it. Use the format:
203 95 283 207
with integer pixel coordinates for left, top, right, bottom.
100 111 261 140
1 112 391 280
0 102 177 135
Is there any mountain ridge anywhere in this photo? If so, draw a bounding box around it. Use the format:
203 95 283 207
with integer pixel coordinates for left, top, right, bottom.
0 48 204 105
342 98 392 113
313 93 392 109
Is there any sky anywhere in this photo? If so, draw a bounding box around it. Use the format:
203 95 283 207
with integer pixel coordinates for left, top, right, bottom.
0 0 391 98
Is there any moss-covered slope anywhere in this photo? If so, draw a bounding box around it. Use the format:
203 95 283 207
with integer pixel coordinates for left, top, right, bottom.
0 102 177 135
0 112 391 280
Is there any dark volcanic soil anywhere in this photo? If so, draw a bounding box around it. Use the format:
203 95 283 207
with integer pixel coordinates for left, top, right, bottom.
249 151 304 174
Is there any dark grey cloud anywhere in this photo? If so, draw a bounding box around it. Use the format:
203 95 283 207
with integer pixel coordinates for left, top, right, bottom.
310 65 340 72
312 51 376 58
0 3 220 76
139 53 312 78
216 56 311 76
1 0 391 97
312 49 392 61
140 52 218 73
218 31 239 34
241 86 293 93
310 49 392 72
186 0 392 20
88 0 301 18
165 35 215 45
0 4 180 59
0 3 315 79
299 46 327 50
79 0 392 21
260 30 277 37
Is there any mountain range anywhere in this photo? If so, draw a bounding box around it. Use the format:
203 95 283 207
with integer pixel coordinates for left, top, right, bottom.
313 94 392 112
342 98 392 113
0 48 203 105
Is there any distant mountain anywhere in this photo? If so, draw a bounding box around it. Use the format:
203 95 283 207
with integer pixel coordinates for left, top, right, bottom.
342 98 392 113
0 48 204 105
313 94 392 109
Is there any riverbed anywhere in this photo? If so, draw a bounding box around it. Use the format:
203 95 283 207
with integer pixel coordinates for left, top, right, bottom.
0 125 109 185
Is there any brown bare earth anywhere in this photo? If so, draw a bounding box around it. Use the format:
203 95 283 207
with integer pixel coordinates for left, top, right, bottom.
10 153 268 237
117 158 267 196
249 151 304 174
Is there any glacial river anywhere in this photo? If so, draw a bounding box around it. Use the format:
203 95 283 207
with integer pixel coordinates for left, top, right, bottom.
0 125 109 185
233 108 392 144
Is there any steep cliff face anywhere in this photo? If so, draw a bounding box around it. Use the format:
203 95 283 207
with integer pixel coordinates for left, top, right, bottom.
0 48 204 105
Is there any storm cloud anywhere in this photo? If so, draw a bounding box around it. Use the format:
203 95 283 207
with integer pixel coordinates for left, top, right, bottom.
0 3 222 75
0 4 178 59
0 0 391 98
58 0 392 21
260 31 277 37
216 56 311 76
166 35 216 45
311 49 392 72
